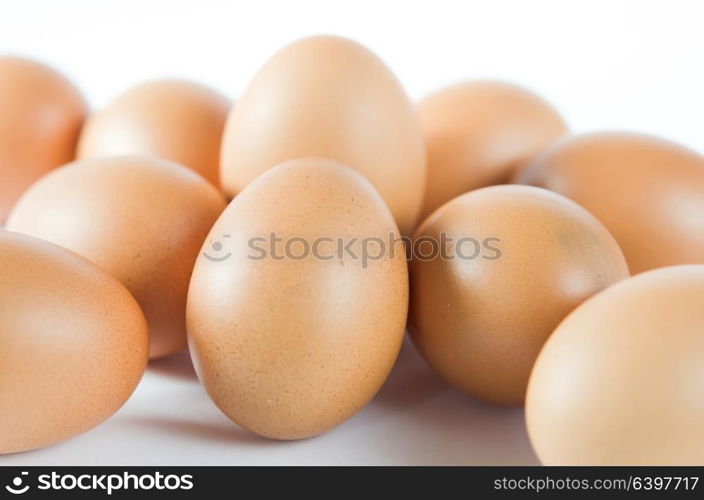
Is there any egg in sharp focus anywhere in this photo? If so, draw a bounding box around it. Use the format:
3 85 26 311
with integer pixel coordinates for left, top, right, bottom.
187 157 409 439
6 156 226 359
514 131 704 274
417 81 567 219
409 185 629 405
219 35 426 235
77 79 231 188
0 230 148 454
0 56 86 222
527 265 704 465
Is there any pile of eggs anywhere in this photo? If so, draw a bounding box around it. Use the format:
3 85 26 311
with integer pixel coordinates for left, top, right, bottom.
1 36 703 465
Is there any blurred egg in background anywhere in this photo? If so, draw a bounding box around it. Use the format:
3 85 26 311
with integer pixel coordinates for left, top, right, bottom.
0 56 86 222
220 35 426 235
78 79 231 188
418 81 567 218
514 132 704 274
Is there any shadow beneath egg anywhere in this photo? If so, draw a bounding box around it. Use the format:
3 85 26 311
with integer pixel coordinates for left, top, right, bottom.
121 416 266 446
373 336 448 409
148 350 198 379
368 335 540 465
132 332 539 464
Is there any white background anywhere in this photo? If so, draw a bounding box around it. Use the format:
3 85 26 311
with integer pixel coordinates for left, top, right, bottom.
1 0 702 465
2 0 703 152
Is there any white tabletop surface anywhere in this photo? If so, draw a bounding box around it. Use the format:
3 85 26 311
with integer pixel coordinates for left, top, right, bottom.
0 338 539 466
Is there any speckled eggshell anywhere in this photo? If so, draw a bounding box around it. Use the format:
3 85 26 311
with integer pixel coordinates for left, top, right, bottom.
187 158 408 439
77 79 231 188
514 132 704 274
409 185 629 405
417 81 566 219
0 57 86 222
527 265 704 465
220 35 426 235
0 230 148 454
6 157 226 359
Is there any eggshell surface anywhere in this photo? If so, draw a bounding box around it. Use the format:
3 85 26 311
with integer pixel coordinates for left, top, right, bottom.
409 185 629 405
220 35 426 235
0 57 86 222
188 158 408 439
526 265 704 465
514 132 704 274
78 79 230 188
0 230 148 454
7 156 226 359
418 81 566 218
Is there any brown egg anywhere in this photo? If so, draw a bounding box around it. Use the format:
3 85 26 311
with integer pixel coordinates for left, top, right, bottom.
77 79 230 188
418 81 566 219
7 157 226 359
527 265 704 465
409 185 629 405
220 35 426 235
0 230 147 454
514 132 704 274
188 158 408 439
0 57 86 222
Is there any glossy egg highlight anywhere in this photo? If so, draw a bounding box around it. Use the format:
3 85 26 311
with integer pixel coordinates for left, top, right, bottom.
409 185 629 405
